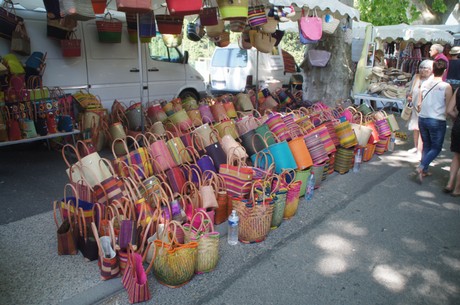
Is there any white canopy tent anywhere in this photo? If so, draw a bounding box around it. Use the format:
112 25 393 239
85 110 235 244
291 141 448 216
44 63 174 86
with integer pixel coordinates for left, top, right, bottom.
268 0 360 20
352 22 457 45
374 23 456 45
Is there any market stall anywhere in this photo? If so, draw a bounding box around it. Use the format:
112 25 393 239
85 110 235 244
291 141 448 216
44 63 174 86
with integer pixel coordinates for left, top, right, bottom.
352 23 455 111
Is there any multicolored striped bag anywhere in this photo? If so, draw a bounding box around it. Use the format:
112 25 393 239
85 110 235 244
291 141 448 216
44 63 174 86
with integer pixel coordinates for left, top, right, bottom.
334 147 354 174
219 156 253 198
310 124 336 154
265 112 290 142
334 120 358 148
166 133 191 165
112 136 153 179
92 161 127 206
54 200 78 255
303 132 329 165
375 136 389 155
146 132 177 172
247 4 267 27
122 246 151 304
375 118 392 138
282 113 302 138
91 222 120 281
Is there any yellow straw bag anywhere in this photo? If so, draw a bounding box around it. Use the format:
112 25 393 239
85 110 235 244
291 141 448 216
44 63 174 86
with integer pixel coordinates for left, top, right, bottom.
232 181 274 243
145 221 198 288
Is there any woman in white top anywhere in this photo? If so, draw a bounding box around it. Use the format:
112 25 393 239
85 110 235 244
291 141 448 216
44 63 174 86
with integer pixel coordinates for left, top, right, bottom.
407 60 433 154
416 60 453 183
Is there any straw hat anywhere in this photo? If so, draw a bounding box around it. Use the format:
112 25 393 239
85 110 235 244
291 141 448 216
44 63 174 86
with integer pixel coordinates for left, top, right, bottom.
382 89 398 99
368 83 382 94
449 46 460 55
372 66 385 78
387 68 401 76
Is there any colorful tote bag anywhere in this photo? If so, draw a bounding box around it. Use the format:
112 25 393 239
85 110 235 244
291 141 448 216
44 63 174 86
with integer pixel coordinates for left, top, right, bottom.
334 120 358 148
122 246 151 304
299 9 322 41
219 157 253 198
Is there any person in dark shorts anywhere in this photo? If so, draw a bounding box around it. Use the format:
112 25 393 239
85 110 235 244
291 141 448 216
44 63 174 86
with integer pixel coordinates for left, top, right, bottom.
445 88 460 196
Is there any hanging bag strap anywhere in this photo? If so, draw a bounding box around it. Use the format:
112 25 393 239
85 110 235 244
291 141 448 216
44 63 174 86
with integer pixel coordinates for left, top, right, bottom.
417 81 441 112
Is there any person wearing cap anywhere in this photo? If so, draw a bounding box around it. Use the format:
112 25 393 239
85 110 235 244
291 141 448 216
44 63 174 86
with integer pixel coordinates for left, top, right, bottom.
407 60 434 155
450 46 460 60
446 46 460 89
416 60 453 183
445 87 460 196
429 44 449 81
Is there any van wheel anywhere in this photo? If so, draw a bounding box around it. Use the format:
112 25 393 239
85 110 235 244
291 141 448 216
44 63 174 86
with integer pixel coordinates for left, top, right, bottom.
179 90 199 101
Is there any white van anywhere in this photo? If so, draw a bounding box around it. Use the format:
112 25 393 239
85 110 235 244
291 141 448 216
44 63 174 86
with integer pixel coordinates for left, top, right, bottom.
209 44 301 94
0 8 207 109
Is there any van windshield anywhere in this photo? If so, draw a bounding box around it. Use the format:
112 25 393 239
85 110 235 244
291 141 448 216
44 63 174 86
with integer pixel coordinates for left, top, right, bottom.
149 35 183 63
211 49 248 68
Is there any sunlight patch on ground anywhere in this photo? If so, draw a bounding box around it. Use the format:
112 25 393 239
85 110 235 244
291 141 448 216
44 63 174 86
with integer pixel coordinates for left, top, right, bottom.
377 153 417 168
330 221 368 237
441 202 460 211
400 237 427 252
441 165 451 172
420 199 441 207
416 268 459 300
399 201 439 212
440 255 460 271
314 234 355 276
395 265 459 302
372 264 407 292
415 190 435 198
316 255 348 276
314 234 354 254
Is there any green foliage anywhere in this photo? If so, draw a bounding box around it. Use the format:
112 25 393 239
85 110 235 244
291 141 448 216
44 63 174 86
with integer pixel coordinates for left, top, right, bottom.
356 0 420 25
432 0 448 13
279 32 305 66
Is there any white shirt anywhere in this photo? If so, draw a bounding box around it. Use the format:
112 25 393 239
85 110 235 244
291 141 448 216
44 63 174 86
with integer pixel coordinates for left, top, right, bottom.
419 79 449 121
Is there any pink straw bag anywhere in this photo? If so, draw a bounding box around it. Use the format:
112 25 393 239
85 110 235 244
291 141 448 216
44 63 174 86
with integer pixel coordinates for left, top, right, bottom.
265 112 290 142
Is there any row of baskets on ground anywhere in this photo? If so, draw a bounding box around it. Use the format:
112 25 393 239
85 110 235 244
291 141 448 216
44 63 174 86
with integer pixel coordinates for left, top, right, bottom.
55 97 399 302
75 86 301 152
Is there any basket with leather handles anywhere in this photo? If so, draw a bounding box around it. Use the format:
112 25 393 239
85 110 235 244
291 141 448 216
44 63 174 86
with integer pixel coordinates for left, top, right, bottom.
61 31 81 57
155 8 184 35
96 13 122 43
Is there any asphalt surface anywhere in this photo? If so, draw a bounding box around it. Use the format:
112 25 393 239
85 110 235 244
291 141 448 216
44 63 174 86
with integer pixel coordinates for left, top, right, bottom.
0 116 459 305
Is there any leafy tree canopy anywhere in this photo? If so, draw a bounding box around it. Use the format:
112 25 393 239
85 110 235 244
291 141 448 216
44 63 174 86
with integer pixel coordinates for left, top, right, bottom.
356 0 448 26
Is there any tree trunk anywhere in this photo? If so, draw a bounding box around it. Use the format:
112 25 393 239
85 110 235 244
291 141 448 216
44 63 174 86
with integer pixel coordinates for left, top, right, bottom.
301 0 355 107
413 0 459 24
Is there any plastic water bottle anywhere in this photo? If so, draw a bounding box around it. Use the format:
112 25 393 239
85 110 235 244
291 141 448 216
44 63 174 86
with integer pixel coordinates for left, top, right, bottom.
353 148 362 173
227 210 239 245
388 133 395 152
306 171 315 201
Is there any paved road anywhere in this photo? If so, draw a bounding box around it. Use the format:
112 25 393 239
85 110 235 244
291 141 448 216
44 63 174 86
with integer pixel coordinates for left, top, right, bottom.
1 123 459 305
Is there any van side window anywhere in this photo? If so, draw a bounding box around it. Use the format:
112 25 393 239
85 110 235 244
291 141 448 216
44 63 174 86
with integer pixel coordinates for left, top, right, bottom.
148 35 182 63
211 49 248 68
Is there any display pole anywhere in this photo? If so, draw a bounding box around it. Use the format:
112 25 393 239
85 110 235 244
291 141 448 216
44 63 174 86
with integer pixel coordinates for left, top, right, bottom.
255 50 259 111
136 13 145 134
